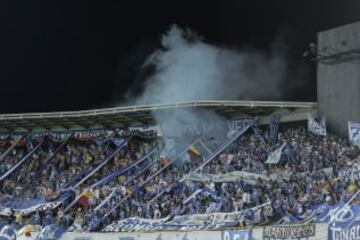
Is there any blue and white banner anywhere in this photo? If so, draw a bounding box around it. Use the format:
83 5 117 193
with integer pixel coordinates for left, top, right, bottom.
262 223 316 239
184 171 268 184
227 119 254 133
269 115 280 145
103 203 268 233
102 217 170 232
266 143 285 164
102 212 240 232
126 125 160 137
327 204 360 240
279 200 360 227
0 190 74 216
329 219 360 240
94 136 125 148
308 115 327 136
349 121 360 147
222 229 252 240
338 166 360 181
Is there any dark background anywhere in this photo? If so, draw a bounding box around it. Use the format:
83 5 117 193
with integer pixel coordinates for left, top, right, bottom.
0 0 359 113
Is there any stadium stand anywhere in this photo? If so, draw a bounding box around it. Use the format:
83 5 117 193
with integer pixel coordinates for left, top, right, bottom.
0 101 359 240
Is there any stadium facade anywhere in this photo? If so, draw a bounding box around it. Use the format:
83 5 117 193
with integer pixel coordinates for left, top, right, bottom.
317 21 360 136
0 100 317 134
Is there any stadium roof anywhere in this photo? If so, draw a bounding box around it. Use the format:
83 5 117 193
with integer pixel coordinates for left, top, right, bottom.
0 100 317 133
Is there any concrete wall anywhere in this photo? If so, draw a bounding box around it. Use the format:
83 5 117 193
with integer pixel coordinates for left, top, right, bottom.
58 224 328 240
317 22 360 136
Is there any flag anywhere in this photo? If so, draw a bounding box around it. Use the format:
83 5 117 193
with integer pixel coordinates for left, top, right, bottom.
112 137 126 147
188 145 201 156
348 121 360 147
308 115 326 136
79 191 95 207
266 143 285 164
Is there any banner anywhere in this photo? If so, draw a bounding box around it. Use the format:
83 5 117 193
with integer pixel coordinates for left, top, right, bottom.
227 119 254 133
0 190 74 216
184 171 268 184
269 167 333 182
102 217 170 232
125 125 160 138
349 121 360 147
269 115 280 145
308 115 326 136
338 166 360 181
266 144 285 164
102 212 238 232
262 223 316 239
0 126 160 141
329 220 360 240
103 202 269 233
327 204 360 240
222 229 252 240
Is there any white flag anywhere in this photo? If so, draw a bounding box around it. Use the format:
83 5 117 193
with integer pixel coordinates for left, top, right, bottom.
266 143 285 164
308 115 327 136
349 121 360 147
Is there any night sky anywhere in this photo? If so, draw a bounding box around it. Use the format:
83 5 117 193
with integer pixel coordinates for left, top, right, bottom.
0 0 359 113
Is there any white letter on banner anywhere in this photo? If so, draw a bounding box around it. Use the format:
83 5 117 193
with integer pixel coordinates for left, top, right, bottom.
222 231 231 240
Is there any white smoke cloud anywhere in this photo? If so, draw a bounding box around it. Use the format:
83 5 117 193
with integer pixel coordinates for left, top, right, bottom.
137 24 287 104
133 25 288 159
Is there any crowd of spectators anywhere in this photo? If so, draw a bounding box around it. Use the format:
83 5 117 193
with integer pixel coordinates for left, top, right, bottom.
0 123 359 232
